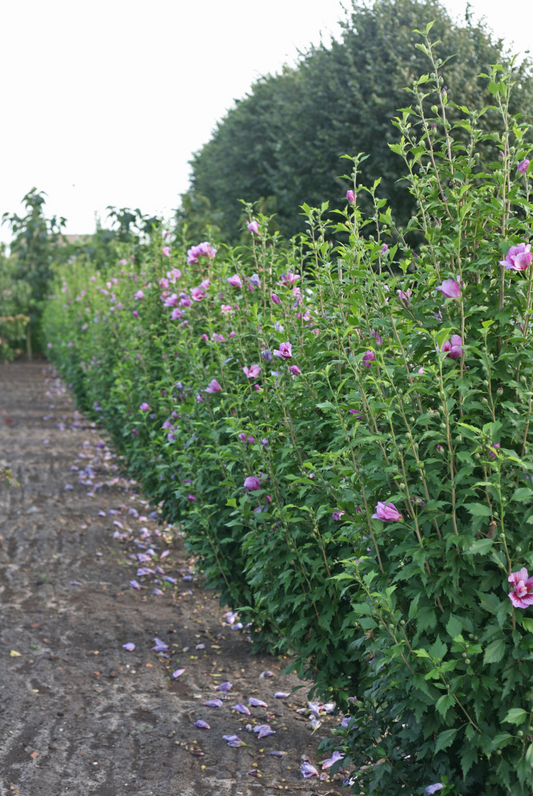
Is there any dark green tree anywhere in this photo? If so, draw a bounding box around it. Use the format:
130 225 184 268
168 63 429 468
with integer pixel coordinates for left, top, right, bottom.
179 0 533 241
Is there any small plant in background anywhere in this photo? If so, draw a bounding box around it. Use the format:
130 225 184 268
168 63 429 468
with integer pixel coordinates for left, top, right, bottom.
0 243 31 361
0 467 19 488
43 26 533 795
2 188 65 354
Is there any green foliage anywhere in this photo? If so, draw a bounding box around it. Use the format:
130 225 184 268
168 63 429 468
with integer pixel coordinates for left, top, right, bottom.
0 244 31 360
0 466 19 488
2 188 65 352
180 0 533 242
54 207 163 273
3 189 65 306
44 33 533 795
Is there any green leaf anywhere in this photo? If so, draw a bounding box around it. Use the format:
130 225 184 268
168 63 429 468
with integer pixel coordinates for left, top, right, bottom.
477 591 501 614
521 617 533 633
225 498 237 508
429 637 447 661
484 638 506 664
504 708 528 725
465 503 492 517
460 742 478 777
417 605 437 631
467 538 494 555
446 615 463 639
511 488 533 502
434 726 459 752
408 593 421 620
352 602 372 615
490 732 513 750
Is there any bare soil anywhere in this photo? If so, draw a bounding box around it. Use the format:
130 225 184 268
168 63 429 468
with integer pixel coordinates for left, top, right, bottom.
0 363 345 796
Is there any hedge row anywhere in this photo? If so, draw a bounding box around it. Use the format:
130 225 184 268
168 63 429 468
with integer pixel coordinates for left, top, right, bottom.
45 38 533 795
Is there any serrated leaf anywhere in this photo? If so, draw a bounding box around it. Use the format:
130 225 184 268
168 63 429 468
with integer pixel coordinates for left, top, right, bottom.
465 503 492 517
461 742 478 777
352 602 372 615
491 732 513 750
484 638 506 664
504 708 528 725
429 637 447 661
467 538 494 555
408 593 421 620
521 617 533 633
511 488 533 502
434 726 458 752
446 615 463 639
477 591 500 614
417 605 437 631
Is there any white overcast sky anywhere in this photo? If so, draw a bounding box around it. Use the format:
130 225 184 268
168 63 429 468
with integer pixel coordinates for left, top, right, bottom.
0 0 530 243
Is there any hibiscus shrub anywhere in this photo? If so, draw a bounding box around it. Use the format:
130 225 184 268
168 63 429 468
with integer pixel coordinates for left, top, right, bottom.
44 32 533 795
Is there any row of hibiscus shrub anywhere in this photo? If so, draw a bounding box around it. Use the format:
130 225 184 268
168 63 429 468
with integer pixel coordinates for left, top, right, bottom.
44 36 533 796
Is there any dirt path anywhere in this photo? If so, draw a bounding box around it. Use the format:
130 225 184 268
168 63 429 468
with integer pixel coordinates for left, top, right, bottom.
0 363 345 796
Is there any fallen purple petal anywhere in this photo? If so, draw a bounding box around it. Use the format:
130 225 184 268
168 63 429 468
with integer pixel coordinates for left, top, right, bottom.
216 681 232 692
256 724 276 738
232 703 251 715
274 691 290 698
194 720 210 729
249 697 268 707
269 750 287 756
259 670 274 678
129 580 141 590
152 637 169 652
301 761 319 778
122 643 135 652
203 699 223 708
223 734 245 747
171 668 185 679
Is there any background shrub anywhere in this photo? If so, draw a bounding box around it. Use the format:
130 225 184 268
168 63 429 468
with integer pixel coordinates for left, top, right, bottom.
178 0 533 242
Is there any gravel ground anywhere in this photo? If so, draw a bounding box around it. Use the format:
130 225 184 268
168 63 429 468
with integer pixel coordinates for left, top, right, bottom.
0 362 346 796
